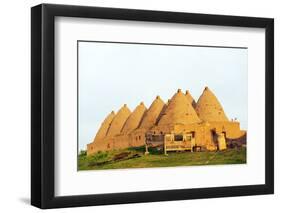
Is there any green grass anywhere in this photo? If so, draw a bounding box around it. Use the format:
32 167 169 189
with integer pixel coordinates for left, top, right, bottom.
78 146 246 171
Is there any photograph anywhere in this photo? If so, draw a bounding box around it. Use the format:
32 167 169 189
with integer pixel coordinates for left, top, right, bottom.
78 41 248 170
29 2 274 210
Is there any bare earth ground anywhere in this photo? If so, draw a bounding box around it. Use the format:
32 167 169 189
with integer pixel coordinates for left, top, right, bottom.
78 146 246 170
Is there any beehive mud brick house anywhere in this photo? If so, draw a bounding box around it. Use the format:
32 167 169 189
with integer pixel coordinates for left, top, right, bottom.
87 87 246 155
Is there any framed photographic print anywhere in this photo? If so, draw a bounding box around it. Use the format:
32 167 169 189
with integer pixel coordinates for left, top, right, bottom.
31 3 274 209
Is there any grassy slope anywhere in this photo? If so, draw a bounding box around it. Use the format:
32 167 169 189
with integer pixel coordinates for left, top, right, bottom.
78 146 246 170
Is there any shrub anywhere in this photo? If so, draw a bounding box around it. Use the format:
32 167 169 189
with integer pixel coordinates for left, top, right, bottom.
79 150 87 157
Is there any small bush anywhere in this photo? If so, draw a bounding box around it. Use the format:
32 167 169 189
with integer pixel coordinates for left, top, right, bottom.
79 150 87 157
89 152 109 162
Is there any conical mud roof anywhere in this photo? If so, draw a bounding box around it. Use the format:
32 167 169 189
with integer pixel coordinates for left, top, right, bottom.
196 87 228 122
121 102 147 133
185 90 197 108
106 104 131 137
139 96 165 129
158 89 201 125
93 111 115 142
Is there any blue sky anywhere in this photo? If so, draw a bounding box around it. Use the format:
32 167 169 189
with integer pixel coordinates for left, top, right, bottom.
78 41 248 151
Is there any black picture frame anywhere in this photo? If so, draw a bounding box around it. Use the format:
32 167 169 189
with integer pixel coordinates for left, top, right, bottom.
31 3 274 209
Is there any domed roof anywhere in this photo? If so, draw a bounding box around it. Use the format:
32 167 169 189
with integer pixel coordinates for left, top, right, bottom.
195 87 228 122
158 89 201 125
93 111 115 142
185 90 196 108
121 102 147 133
139 96 165 129
106 104 131 137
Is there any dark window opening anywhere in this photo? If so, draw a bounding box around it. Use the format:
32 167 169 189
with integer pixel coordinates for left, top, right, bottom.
191 131 195 137
174 134 183 141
